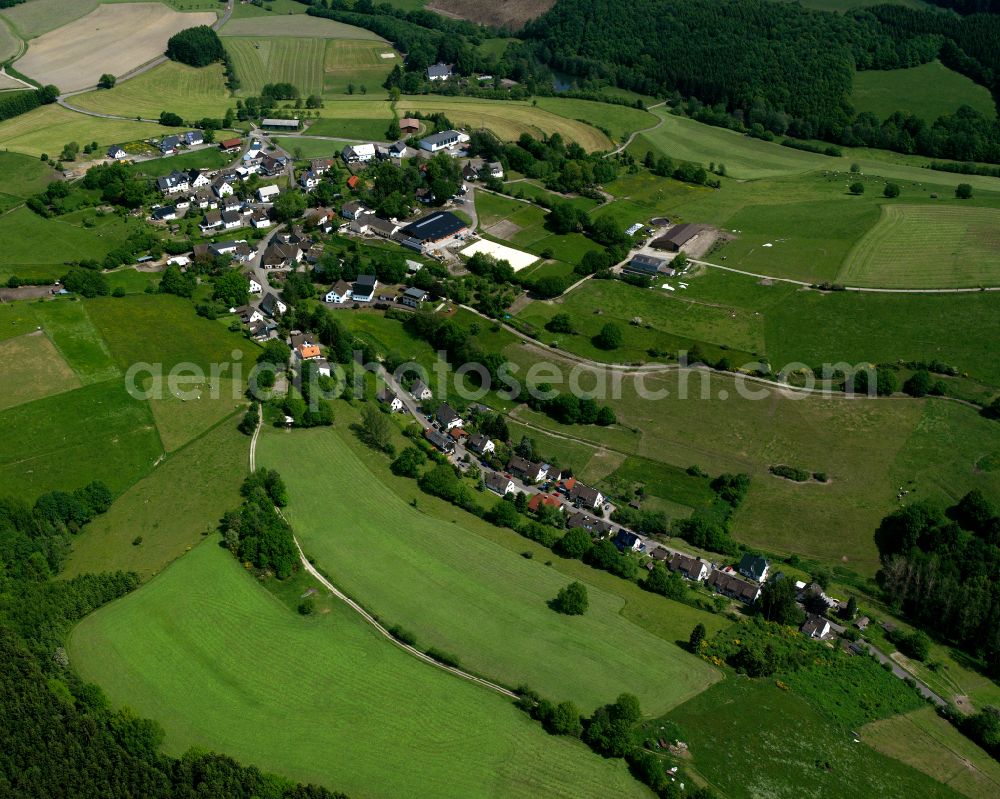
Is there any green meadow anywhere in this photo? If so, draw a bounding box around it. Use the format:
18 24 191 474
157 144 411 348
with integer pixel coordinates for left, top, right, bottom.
852 61 996 123
69 542 649 799
258 423 721 715
667 679 963 799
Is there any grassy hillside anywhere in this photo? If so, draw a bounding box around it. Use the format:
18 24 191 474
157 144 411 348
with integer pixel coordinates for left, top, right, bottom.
71 61 232 121
0 103 178 158
225 35 328 97
68 542 651 799
852 61 996 123
258 423 721 715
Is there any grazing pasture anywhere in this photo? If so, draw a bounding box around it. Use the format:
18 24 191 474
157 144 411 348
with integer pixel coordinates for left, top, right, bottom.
270 135 345 158
64 420 248 579
533 97 656 141
0 378 161 500
0 150 55 199
852 61 996 123
0 103 177 158
862 706 1000 799
71 62 232 121
258 425 721 715
0 331 79 411
144 375 245 452
0 206 141 283
15 4 216 93
305 114 392 141
839 205 1000 288
667 679 963 799
68 542 651 799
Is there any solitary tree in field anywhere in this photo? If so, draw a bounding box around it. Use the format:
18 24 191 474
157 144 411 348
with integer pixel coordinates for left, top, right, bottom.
551 581 588 615
956 183 973 199
883 183 900 198
849 181 865 195
98 73 116 89
594 322 623 350
689 622 707 652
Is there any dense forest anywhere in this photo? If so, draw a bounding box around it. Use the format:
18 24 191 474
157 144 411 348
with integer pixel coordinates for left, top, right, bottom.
522 0 1000 162
0 486 346 797
874 490 1000 676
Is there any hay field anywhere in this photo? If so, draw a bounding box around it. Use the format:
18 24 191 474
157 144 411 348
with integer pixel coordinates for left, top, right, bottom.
0 16 19 61
225 35 326 96
1 0 219 39
71 61 232 120
840 204 1000 288
0 103 177 158
15 3 215 92
221 13 384 38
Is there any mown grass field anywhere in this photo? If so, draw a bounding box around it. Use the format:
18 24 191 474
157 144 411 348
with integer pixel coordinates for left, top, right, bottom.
668 679 963 799
68 542 652 799
134 145 231 176
862 706 1000 799
0 19 20 64
839 204 1000 287
0 206 141 283
258 424 721 715
0 331 79 411
225 35 327 97
852 61 996 123
30 299 120 384
0 103 178 158
72 62 232 121
306 114 392 142
270 135 346 158
221 13 383 38
64 419 247 580
323 39 400 95
0 150 56 197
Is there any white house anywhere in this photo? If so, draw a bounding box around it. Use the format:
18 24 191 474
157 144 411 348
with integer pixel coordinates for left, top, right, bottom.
221 210 242 230
410 379 432 401
419 130 470 153
156 170 189 194
801 614 832 640
485 472 516 496
189 170 211 189
257 184 280 203
246 274 262 294
167 255 190 268
488 161 504 179
213 177 235 198
107 145 127 160
427 62 452 81
299 170 321 190
324 279 352 304
738 554 770 584
259 292 287 318
567 479 605 510
467 434 495 456
668 553 712 582
341 200 367 220
251 210 271 230
377 387 405 412
351 274 378 302
435 403 463 431
342 143 376 164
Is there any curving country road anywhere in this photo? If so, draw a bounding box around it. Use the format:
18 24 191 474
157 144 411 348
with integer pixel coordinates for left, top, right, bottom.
603 101 666 158
247 408 518 700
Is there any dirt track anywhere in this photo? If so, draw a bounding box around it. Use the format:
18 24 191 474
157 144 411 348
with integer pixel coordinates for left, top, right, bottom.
16 3 215 93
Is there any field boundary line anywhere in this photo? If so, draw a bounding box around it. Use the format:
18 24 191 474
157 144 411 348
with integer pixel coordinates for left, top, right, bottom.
604 101 666 158
688 257 1000 293
249 409 518 700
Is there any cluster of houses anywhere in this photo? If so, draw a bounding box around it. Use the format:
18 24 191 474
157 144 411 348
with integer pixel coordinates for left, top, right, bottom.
340 197 470 255
107 130 206 162
341 129 471 166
